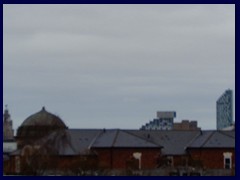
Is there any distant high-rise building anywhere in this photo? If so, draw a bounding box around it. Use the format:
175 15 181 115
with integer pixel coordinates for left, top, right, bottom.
3 105 14 140
140 111 176 130
216 89 233 130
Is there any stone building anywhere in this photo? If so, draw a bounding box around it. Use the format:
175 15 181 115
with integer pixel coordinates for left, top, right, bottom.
3 105 17 174
3 105 14 140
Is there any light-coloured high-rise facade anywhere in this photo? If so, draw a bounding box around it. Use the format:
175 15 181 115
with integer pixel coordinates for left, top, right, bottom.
216 89 233 130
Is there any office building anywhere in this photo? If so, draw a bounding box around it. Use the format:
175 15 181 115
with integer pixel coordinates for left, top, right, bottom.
216 89 233 130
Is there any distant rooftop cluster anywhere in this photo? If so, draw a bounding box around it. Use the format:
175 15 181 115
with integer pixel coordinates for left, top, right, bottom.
173 120 201 131
140 111 176 130
140 111 200 131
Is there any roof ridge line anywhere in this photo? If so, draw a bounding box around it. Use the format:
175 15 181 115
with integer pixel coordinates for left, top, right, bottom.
218 130 235 139
124 130 162 147
63 130 78 154
112 129 120 147
201 131 215 148
88 130 103 149
184 131 202 150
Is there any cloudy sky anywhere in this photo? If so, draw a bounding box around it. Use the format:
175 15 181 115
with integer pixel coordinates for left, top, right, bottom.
3 4 235 131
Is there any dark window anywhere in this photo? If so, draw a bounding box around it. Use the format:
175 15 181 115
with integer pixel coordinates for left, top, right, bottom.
225 158 231 169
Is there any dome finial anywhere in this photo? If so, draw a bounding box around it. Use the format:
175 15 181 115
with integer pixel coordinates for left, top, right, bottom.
42 106 46 111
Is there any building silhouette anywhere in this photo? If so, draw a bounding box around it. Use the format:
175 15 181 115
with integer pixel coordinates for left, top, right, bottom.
3 105 14 140
216 89 233 130
3 105 17 169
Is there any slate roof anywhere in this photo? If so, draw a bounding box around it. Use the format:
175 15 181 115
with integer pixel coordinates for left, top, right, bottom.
187 130 235 148
92 129 161 148
10 129 235 157
28 129 161 156
127 130 200 155
34 129 102 155
91 130 118 148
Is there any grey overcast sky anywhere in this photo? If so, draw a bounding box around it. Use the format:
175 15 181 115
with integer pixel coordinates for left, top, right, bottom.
3 4 235 131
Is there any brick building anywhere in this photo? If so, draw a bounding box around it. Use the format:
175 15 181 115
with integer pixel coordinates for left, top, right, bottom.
4 108 235 175
173 120 201 130
186 131 235 169
91 129 162 169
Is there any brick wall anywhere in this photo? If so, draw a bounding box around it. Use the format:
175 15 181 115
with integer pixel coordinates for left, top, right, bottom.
188 148 235 169
94 148 161 170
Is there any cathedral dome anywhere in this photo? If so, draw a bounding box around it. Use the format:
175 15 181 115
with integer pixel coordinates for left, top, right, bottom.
17 107 67 142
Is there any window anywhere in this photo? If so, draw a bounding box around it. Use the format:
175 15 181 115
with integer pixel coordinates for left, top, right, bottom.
224 158 231 169
223 152 232 169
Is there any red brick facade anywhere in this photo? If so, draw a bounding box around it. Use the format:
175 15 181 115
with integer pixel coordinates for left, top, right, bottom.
6 147 235 175
93 148 161 169
187 148 235 169
173 155 188 167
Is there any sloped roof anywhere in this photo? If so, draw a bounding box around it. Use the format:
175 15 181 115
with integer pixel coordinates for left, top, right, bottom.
127 130 200 155
35 129 102 156
92 129 161 148
115 130 161 148
12 129 235 157
220 130 235 138
33 129 161 155
187 130 235 148
91 130 118 148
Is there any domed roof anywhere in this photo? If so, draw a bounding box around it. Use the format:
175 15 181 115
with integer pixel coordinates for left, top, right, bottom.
17 107 67 142
21 107 67 128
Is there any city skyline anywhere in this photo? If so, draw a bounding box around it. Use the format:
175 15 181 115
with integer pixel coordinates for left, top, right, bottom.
3 4 235 130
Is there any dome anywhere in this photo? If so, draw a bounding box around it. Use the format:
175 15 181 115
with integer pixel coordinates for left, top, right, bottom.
21 107 66 128
17 107 67 142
